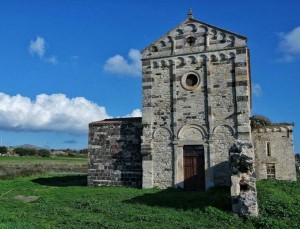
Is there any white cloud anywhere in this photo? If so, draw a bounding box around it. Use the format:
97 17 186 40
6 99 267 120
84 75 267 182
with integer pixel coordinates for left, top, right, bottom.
123 109 142 118
45 56 58 65
29 36 45 58
28 36 58 65
278 26 300 62
252 83 262 97
0 93 111 134
276 54 295 63
104 49 142 76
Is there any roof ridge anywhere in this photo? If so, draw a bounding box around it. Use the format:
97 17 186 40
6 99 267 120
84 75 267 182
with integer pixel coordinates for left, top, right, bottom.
89 117 142 125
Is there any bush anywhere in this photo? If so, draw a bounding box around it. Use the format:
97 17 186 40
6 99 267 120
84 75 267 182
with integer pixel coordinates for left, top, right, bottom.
67 153 76 157
0 146 8 154
80 149 89 155
37 149 50 157
14 147 36 156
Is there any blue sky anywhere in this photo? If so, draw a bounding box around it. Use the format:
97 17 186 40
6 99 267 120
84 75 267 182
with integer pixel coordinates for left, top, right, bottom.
0 0 299 152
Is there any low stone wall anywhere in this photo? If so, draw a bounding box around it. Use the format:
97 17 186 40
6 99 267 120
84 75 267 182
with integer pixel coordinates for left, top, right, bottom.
88 118 143 188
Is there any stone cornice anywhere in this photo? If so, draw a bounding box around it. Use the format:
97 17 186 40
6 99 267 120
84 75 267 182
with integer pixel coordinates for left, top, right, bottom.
141 46 247 61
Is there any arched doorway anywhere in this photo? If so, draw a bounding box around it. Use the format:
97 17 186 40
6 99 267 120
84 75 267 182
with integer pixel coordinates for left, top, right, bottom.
183 145 205 191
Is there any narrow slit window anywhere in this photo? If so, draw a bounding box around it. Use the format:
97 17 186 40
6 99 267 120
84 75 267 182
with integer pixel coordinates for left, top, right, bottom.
267 142 271 156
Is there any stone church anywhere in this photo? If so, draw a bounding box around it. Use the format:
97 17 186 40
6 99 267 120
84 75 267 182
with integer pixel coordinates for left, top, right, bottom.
88 11 297 190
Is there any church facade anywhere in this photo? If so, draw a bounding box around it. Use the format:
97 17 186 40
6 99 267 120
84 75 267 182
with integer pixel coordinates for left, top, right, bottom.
88 11 296 190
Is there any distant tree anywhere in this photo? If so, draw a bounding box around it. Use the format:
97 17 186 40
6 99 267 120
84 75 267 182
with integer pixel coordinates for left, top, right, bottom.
63 148 76 157
80 148 89 155
37 149 50 157
0 146 8 154
251 115 272 128
67 152 76 157
64 148 72 154
14 147 36 156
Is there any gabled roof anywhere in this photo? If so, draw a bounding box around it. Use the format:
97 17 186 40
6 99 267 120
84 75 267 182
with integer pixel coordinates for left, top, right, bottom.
141 11 247 54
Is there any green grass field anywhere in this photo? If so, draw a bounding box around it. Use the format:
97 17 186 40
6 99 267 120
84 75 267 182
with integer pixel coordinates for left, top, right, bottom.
0 175 299 229
0 156 87 180
0 156 87 164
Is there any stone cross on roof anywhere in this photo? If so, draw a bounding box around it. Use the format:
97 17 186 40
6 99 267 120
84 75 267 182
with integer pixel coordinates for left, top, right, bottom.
188 8 193 19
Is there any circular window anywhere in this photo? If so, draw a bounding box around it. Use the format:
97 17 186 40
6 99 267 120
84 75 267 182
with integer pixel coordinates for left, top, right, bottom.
186 74 198 87
181 72 200 90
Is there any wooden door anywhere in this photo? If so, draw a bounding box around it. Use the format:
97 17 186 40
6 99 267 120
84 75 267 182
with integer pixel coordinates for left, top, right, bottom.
184 145 205 191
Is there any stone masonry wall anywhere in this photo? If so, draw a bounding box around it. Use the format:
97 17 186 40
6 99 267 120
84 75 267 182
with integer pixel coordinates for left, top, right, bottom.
150 65 174 188
88 118 143 187
153 128 173 188
252 125 297 181
213 126 235 186
141 14 251 189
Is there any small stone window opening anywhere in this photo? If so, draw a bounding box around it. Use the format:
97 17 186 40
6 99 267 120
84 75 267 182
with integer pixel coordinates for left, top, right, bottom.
151 46 158 52
186 74 198 87
267 142 271 156
266 163 276 179
160 41 166 47
186 37 196 46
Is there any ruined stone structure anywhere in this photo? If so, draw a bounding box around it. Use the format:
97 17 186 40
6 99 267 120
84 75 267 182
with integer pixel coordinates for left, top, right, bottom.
229 140 259 217
88 11 297 191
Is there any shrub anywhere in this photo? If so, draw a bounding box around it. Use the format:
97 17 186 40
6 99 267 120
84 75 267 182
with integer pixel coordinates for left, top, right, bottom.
251 115 272 127
67 153 76 157
14 147 36 156
0 146 8 154
37 149 50 157
80 148 89 155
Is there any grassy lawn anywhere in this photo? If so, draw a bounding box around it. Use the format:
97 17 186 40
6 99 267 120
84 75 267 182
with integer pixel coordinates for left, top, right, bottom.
0 175 299 229
0 156 87 180
0 156 87 164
